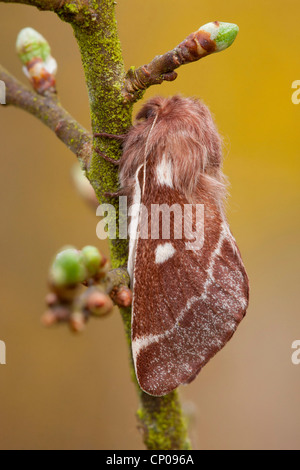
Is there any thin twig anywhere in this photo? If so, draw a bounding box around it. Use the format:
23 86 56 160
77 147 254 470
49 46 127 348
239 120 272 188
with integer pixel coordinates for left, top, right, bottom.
0 0 92 25
122 21 238 103
0 0 64 8
0 65 92 168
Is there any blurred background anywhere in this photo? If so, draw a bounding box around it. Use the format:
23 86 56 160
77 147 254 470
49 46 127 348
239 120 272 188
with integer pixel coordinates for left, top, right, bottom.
0 0 299 450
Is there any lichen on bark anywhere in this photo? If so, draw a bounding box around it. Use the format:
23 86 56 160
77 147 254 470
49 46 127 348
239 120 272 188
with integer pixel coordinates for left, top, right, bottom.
137 391 192 450
72 1 132 270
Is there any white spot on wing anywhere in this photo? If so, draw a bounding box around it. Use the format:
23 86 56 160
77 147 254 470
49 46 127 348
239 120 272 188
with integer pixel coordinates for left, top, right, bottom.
155 243 176 264
156 154 173 188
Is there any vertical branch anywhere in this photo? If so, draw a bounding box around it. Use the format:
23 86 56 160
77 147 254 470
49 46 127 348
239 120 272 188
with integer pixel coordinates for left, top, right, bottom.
137 390 191 450
72 0 132 270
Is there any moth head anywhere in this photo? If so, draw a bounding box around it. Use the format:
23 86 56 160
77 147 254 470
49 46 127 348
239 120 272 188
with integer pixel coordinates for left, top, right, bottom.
120 95 224 202
136 96 223 196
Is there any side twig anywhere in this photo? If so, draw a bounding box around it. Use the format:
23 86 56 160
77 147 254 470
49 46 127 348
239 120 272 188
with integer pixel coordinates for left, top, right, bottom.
0 65 92 168
122 21 239 103
0 0 93 25
0 0 64 8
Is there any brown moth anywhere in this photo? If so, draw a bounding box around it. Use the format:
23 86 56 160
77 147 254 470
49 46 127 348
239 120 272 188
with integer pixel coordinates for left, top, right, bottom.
111 95 249 396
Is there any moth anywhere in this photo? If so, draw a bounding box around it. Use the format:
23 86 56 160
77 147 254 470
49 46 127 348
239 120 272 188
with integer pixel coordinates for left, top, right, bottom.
97 95 249 396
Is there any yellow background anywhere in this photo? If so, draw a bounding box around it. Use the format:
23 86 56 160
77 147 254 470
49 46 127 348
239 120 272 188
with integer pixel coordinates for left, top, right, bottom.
0 0 299 450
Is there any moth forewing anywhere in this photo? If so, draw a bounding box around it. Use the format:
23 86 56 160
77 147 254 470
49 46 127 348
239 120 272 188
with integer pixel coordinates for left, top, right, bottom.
119 95 249 397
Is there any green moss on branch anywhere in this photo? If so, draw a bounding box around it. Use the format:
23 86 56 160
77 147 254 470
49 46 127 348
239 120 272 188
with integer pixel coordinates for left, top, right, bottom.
72 0 132 269
138 391 191 450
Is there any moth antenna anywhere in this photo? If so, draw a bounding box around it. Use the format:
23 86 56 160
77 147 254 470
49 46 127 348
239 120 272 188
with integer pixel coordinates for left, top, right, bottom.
142 112 159 196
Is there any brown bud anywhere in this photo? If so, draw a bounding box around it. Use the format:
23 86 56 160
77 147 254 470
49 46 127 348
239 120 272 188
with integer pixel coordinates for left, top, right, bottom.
26 58 56 94
41 309 57 327
49 283 79 303
111 286 132 307
45 292 58 307
94 257 109 281
86 290 114 316
70 311 86 333
41 305 71 327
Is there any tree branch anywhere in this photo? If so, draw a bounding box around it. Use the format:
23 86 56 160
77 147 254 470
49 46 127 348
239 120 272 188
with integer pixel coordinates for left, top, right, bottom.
123 21 239 103
137 391 191 450
0 0 93 25
71 0 133 267
0 65 92 168
0 0 63 8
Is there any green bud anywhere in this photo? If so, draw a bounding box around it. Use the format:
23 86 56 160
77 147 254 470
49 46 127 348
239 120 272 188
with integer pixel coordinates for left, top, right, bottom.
50 248 87 286
16 27 51 64
81 246 103 277
199 22 239 52
215 22 239 51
